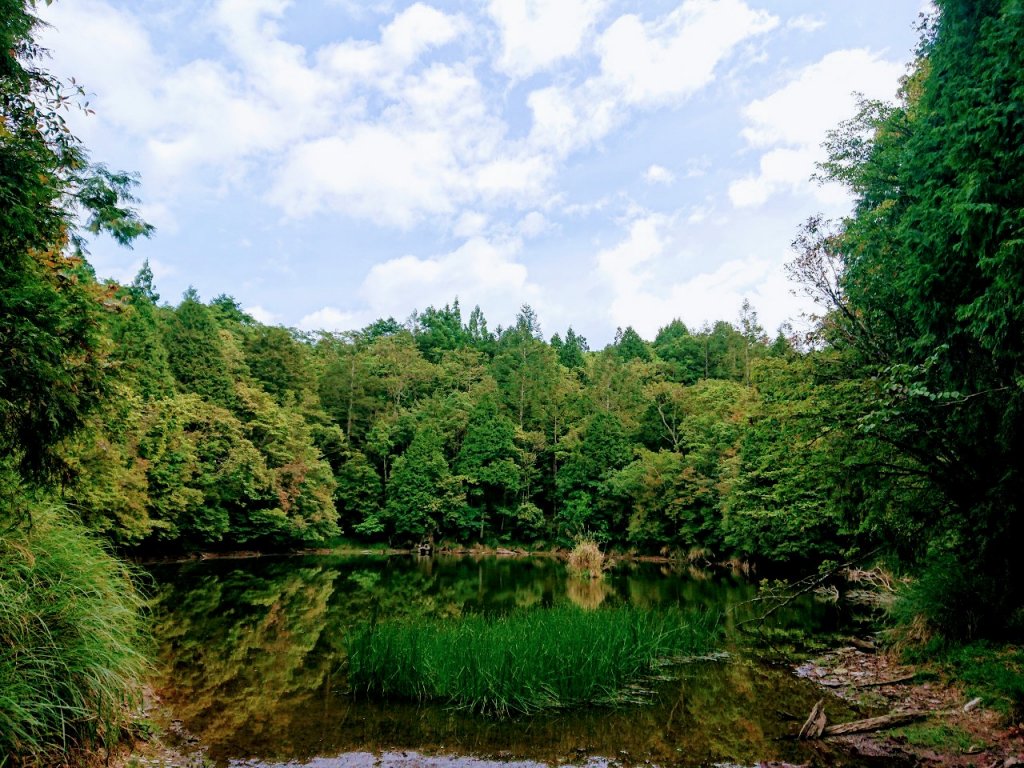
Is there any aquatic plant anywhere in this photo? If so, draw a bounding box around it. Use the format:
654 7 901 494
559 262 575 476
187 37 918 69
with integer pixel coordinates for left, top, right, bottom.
346 605 720 716
0 504 149 763
567 538 605 579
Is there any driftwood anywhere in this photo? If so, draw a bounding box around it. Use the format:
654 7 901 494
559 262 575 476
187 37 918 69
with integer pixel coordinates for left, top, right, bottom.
798 702 959 740
798 699 828 739
821 711 929 736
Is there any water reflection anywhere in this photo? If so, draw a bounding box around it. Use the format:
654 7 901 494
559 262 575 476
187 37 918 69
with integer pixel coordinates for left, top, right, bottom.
147 555 856 767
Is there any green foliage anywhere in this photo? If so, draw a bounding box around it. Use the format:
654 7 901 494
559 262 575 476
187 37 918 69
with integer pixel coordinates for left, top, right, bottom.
614 326 652 363
556 411 632 541
554 326 588 370
494 306 558 430
653 320 704 384
346 606 720 716
891 554 1024 643
0 250 113 481
165 289 237 407
245 325 314 405
412 300 472 362
377 424 463 540
0 0 151 482
0 504 149 762
798 0 1024 634
108 283 175 400
456 396 520 537
902 640 1024 720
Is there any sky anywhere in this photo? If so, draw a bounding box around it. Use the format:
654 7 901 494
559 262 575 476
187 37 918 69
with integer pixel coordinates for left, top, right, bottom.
38 0 926 347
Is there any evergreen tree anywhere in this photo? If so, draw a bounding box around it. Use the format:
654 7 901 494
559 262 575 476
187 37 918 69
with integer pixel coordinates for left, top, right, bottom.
165 289 236 407
800 0 1024 636
456 396 520 538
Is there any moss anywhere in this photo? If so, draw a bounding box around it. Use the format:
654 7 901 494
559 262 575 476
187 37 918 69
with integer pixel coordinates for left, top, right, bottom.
893 723 977 753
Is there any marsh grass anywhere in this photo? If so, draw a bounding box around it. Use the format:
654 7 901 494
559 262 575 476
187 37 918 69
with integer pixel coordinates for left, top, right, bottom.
0 504 149 764
346 605 720 716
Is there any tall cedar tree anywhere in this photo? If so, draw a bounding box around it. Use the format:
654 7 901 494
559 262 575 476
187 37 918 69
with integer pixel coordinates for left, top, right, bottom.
805 0 1024 637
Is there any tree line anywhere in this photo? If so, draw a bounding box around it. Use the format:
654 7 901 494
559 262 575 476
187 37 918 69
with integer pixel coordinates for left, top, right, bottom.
56 276 836 563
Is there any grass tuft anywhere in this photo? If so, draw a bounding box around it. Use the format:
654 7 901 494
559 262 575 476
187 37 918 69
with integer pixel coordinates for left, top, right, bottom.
0 504 150 764
567 538 605 579
346 605 720 716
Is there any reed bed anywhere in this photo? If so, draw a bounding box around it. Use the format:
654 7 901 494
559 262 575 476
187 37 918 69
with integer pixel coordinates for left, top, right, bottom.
0 504 149 764
346 605 719 716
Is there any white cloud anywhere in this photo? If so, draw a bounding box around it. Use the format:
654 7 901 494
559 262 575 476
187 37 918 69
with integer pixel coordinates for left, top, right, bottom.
519 211 549 238
596 1 778 106
270 126 461 226
453 211 488 238
644 164 675 185
527 1 777 157
299 306 366 332
41 0 780 237
729 48 906 208
41 0 487 222
786 14 826 32
487 0 606 78
320 2 466 82
37 0 163 138
525 83 620 156
360 237 540 319
593 211 671 309
246 305 280 325
594 213 812 337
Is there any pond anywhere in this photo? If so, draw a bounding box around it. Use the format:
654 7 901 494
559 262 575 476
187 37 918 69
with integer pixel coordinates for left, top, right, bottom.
146 554 880 768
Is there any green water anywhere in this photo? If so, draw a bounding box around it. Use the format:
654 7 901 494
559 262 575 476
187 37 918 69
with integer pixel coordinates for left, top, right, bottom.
146 555 884 767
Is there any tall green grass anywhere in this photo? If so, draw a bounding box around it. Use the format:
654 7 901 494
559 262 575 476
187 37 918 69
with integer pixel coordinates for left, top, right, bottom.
346 605 720 716
0 504 149 764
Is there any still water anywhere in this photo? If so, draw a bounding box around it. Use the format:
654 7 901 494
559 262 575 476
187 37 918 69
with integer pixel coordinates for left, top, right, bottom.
146 554 872 768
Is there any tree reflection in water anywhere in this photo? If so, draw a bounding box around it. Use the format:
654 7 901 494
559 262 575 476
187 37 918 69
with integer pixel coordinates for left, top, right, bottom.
148 555 854 767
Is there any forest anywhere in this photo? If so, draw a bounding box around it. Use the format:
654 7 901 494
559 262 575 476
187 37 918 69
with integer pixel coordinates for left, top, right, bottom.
2 0 1022 763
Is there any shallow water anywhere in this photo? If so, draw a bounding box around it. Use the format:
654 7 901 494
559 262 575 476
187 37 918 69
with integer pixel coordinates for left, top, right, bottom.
146 555 879 768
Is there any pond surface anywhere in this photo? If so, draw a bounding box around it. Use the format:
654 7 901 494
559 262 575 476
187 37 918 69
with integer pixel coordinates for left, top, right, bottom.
146 555 877 768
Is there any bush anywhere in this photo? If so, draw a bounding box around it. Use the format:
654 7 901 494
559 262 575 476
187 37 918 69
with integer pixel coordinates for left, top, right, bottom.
0 504 149 763
891 554 1021 642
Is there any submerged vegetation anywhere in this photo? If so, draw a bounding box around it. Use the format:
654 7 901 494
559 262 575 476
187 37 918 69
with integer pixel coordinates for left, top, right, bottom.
346 606 720 716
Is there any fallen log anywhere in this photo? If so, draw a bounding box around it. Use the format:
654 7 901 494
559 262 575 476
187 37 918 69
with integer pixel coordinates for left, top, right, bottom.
821 711 929 736
798 701 964 740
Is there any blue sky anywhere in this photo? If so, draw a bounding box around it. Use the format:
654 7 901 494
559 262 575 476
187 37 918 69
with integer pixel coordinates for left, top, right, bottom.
39 0 925 346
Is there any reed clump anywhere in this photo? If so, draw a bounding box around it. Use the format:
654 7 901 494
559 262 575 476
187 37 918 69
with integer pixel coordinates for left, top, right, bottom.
346 605 719 716
0 504 149 764
567 538 605 579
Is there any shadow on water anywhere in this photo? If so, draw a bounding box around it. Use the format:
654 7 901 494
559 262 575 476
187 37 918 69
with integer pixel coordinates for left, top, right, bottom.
146 555 895 768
